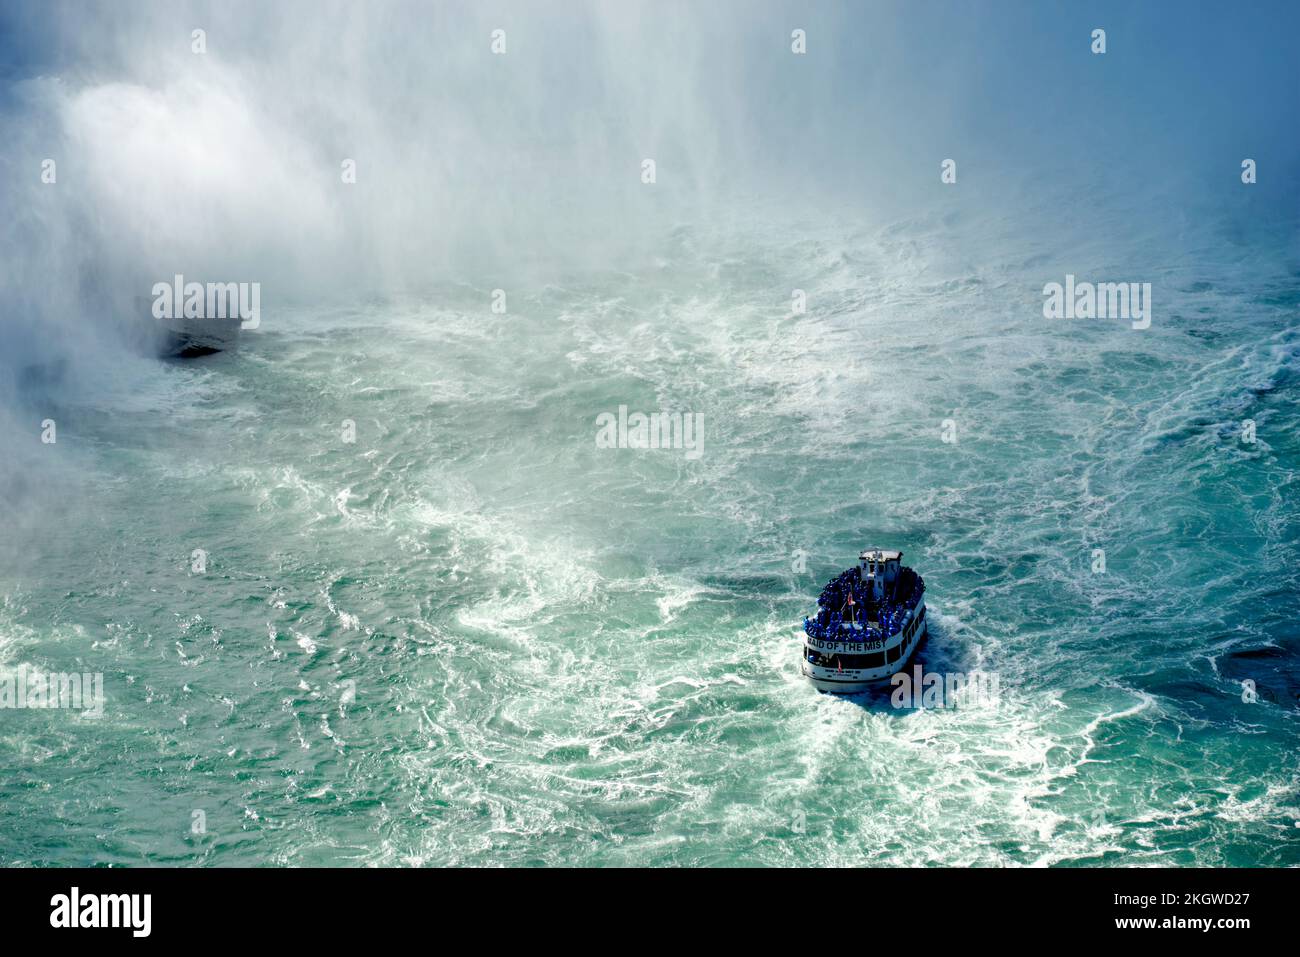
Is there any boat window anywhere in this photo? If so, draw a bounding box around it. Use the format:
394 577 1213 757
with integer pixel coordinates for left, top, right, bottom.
887 643 901 664
808 650 888 669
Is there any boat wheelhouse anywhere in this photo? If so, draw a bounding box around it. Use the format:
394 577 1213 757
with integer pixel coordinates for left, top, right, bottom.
801 548 927 693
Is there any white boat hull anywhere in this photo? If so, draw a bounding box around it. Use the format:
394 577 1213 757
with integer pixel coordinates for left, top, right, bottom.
802 598 928 694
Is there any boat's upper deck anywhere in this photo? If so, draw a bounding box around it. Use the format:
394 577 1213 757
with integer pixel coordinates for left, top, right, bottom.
803 563 925 643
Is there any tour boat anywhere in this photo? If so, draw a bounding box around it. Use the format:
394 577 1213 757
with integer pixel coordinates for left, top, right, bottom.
801 548 927 693
133 295 242 357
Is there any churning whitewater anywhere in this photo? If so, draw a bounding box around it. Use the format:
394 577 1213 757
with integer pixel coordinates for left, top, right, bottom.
2 209 1298 867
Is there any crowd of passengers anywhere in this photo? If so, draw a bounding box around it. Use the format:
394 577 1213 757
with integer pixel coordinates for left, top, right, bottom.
802 566 924 642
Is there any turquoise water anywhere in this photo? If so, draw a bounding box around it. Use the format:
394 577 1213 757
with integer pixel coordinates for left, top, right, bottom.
2 205 1299 867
